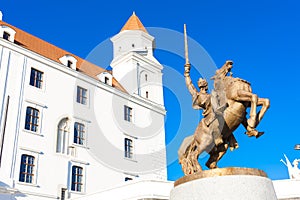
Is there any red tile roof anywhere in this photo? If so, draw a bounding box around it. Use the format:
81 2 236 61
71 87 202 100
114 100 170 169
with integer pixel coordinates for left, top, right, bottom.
0 20 127 93
120 12 148 33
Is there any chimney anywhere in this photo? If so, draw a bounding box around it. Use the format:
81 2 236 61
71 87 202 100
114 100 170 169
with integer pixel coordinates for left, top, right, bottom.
0 11 2 21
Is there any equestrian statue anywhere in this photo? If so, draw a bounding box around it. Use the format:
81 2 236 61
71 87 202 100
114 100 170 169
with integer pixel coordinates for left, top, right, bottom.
179 24 270 175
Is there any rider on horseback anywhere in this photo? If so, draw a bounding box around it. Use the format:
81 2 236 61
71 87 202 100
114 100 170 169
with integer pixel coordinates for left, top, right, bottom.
184 63 224 146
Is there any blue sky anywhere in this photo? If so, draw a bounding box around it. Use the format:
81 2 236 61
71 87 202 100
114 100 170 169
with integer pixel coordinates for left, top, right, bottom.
2 0 300 181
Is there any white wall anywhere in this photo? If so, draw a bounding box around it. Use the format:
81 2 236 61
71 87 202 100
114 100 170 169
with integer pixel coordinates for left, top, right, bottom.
0 28 167 200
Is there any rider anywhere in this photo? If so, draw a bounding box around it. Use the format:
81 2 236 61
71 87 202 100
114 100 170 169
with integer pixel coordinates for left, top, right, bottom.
184 63 223 146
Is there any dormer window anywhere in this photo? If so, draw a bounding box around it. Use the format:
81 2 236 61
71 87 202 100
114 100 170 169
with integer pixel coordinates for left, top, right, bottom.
0 25 16 42
59 55 77 70
3 31 10 41
97 72 113 86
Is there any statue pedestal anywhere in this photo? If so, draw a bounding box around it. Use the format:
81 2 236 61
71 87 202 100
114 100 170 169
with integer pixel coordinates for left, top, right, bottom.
170 168 277 200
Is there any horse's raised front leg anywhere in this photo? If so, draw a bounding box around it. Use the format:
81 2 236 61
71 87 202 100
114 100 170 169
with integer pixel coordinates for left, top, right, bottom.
235 90 258 129
256 97 270 124
241 97 270 138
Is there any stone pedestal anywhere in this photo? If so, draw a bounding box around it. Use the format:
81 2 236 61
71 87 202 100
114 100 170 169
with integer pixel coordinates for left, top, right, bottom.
170 168 277 200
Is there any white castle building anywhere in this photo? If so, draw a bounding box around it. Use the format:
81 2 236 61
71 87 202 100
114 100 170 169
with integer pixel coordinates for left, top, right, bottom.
0 12 173 199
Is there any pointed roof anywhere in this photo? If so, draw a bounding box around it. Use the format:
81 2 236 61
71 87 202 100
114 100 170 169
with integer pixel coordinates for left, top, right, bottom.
120 12 148 33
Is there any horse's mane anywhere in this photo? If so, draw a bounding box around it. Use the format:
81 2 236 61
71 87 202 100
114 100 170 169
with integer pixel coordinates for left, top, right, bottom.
211 61 233 80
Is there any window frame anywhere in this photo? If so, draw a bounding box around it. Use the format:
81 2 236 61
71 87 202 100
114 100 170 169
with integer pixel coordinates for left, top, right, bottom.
3 31 10 41
124 105 133 122
76 86 88 105
29 68 44 89
124 138 133 159
74 122 85 145
19 154 35 184
24 107 39 132
71 165 83 192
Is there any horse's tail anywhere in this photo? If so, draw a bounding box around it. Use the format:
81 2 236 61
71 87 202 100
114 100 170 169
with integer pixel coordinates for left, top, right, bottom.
178 135 195 162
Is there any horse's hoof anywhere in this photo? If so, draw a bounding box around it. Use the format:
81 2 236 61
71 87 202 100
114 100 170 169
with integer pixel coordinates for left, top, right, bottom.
205 162 217 169
245 130 258 137
256 132 264 138
230 144 239 151
234 143 239 149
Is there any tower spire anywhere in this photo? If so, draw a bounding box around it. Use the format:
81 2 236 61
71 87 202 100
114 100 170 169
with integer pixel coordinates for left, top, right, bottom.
120 12 148 33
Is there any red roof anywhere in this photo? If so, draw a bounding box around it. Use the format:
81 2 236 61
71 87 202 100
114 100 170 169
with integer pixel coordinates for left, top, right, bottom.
120 12 148 33
0 20 127 93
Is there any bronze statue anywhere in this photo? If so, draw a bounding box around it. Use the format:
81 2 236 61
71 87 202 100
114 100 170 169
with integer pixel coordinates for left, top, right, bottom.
179 25 270 175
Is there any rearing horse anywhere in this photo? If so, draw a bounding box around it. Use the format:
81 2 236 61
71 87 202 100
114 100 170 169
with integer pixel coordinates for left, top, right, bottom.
179 61 270 175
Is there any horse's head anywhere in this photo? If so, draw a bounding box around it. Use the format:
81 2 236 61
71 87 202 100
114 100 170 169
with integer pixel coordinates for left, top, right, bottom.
211 60 233 80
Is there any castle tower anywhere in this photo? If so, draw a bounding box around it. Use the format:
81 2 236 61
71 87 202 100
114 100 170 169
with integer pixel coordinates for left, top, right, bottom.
110 12 164 105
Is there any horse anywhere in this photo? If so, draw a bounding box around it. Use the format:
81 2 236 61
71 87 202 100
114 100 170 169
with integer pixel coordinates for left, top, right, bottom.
179 61 270 175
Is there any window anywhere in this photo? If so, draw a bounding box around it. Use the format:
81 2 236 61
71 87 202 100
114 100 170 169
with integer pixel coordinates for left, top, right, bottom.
29 68 43 89
71 166 83 192
145 74 148 81
124 138 133 159
97 72 112 86
77 86 87 105
0 25 16 42
67 60 73 68
56 118 69 154
104 76 109 84
74 122 85 145
19 154 35 183
3 31 10 40
59 55 77 70
146 91 149 99
124 106 132 122
25 107 39 132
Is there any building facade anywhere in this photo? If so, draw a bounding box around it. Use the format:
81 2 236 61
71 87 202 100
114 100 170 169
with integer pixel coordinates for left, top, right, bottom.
0 12 169 199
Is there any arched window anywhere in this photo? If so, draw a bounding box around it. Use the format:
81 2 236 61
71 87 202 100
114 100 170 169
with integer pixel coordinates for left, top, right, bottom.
56 118 70 154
